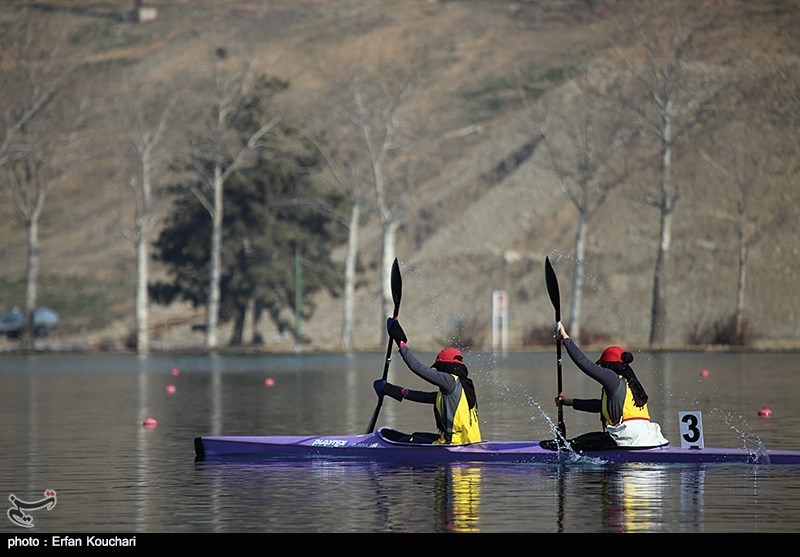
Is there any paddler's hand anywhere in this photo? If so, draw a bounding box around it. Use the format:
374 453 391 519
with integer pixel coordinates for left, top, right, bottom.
374 379 404 402
555 394 573 407
386 318 407 346
554 322 569 341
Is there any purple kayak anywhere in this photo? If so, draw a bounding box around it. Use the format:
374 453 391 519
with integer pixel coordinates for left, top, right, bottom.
195 427 800 465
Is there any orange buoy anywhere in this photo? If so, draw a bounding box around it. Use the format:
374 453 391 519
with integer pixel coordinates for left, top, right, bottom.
700 369 709 378
165 384 176 394
264 378 275 387
758 407 772 418
143 416 158 427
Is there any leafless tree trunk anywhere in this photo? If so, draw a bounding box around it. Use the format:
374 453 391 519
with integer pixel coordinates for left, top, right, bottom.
607 5 728 346
340 199 361 349
184 42 281 351
700 140 785 343
0 11 80 351
305 128 370 351
303 53 427 348
348 71 417 331
115 89 175 355
207 159 224 351
537 74 638 342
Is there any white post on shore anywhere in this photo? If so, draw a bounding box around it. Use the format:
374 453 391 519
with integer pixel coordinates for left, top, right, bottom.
492 290 508 355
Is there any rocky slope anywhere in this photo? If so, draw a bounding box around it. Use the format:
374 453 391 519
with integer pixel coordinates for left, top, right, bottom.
1 0 798 353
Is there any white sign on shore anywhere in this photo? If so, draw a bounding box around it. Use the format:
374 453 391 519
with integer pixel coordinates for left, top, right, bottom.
492 290 508 355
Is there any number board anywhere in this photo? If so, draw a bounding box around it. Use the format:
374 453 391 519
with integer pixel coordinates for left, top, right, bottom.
678 411 705 449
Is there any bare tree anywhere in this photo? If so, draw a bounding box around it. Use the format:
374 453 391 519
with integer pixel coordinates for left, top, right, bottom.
536 73 639 342
606 4 730 346
114 86 176 355
182 40 281 351
0 11 82 351
306 129 370 351
347 69 418 331
699 129 786 343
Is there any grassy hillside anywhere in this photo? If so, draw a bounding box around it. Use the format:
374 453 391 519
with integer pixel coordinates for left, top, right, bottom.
1 0 798 353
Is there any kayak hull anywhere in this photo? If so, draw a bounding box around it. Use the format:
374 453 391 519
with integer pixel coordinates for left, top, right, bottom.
194 427 800 465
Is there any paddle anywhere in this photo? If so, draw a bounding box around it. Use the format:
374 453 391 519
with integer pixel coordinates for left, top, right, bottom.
366 258 403 433
544 256 567 443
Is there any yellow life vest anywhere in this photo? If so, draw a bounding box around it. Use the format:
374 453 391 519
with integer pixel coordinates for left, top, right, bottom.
601 376 651 426
433 374 482 444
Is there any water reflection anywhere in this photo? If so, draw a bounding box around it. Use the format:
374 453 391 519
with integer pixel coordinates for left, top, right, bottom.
551 462 710 533
135 356 149 531
185 434 800 534
194 459 413 532
192 459 486 533
679 466 705 533
191 459 707 533
601 465 667 532
434 465 481 533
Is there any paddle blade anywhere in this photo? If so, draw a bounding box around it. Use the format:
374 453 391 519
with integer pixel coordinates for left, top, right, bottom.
391 258 402 315
544 256 561 322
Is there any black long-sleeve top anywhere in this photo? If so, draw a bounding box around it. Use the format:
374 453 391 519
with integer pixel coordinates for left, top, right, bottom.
396 344 457 404
563 338 627 422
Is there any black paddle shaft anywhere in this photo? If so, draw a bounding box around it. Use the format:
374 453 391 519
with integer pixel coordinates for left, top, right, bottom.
366 258 403 433
545 256 566 441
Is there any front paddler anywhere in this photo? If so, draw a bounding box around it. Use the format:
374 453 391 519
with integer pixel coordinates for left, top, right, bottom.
542 322 669 452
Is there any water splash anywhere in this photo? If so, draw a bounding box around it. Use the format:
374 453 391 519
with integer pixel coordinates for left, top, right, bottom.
527 395 608 465
714 408 771 463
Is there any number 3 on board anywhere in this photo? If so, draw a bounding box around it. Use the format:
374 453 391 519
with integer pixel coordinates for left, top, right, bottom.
678 411 705 449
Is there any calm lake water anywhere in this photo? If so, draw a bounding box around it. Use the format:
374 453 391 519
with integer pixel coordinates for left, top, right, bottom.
1 349 799 535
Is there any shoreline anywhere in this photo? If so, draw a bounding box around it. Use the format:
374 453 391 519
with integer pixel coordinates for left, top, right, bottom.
3 338 800 356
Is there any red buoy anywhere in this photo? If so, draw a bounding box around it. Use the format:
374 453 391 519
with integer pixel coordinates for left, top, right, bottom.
758 407 772 418
171 368 180 377
700 369 709 378
264 378 275 387
165 384 176 395
143 416 158 427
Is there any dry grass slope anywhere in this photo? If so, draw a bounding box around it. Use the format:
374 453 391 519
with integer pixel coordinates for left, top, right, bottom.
0 0 798 353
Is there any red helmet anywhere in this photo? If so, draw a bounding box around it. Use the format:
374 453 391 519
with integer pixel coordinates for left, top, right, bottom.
435 347 464 364
596 345 625 365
